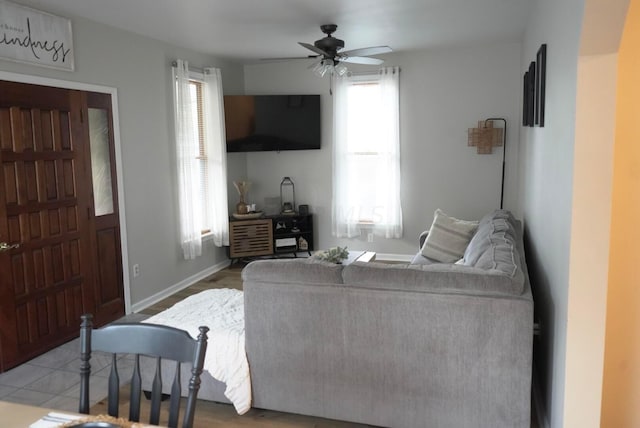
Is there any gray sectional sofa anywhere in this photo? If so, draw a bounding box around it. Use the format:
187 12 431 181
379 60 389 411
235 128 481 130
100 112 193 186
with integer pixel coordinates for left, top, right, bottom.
242 209 533 428
142 210 533 426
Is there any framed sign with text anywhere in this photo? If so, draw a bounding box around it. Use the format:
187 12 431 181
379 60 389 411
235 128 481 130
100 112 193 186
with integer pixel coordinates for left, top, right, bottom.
0 0 74 71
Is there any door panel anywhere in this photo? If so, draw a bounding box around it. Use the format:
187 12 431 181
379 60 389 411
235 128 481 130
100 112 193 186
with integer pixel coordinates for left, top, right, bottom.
0 89 91 370
85 92 125 326
0 81 124 371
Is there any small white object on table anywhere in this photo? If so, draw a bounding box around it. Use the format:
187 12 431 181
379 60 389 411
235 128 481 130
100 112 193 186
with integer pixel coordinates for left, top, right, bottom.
0 401 158 428
342 250 377 265
0 401 79 428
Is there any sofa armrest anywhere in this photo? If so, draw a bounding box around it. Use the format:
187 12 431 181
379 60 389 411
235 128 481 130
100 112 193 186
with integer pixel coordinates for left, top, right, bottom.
419 230 429 249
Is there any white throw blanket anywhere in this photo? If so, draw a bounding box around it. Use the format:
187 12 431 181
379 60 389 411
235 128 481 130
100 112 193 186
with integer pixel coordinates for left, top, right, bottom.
143 288 251 414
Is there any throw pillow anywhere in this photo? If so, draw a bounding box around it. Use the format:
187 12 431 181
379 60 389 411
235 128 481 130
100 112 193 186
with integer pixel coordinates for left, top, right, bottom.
421 209 479 263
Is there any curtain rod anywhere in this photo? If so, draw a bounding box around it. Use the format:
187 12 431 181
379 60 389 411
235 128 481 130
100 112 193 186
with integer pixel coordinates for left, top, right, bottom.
346 71 377 76
346 67 401 77
171 61 210 74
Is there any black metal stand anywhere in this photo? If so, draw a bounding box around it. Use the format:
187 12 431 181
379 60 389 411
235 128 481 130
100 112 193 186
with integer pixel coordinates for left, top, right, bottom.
484 117 507 209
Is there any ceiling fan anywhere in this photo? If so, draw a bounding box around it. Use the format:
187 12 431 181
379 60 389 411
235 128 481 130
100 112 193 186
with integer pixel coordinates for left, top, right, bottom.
266 24 393 77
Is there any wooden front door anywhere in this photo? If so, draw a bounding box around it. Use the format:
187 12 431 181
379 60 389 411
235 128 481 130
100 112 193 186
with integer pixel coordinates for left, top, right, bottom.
84 91 125 327
0 81 124 371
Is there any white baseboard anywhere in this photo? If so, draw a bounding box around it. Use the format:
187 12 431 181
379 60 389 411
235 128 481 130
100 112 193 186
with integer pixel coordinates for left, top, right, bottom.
130 259 230 313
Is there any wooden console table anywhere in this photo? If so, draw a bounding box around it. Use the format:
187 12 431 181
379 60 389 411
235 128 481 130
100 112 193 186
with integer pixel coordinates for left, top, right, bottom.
229 214 314 261
229 218 273 260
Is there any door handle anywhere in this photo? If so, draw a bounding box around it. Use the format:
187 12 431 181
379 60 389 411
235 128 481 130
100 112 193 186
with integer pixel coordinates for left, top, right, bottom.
0 242 20 252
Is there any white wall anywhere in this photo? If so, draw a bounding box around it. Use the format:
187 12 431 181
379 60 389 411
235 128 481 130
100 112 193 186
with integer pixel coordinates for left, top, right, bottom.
518 0 585 426
0 12 245 306
242 42 522 256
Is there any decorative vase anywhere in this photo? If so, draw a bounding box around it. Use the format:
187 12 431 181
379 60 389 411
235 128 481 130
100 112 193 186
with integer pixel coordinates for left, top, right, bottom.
233 181 251 214
236 196 248 215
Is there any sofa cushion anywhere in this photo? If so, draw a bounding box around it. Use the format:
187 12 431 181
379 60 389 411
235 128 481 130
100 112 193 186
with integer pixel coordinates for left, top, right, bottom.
409 252 439 265
342 261 525 295
454 209 525 291
242 258 344 285
463 210 519 268
420 209 479 263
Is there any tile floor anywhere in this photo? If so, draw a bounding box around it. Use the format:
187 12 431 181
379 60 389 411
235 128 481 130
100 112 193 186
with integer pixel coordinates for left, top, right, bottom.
0 312 149 412
0 269 238 414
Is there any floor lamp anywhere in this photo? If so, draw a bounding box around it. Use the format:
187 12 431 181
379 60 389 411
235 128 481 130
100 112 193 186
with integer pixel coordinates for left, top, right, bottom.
467 118 507 209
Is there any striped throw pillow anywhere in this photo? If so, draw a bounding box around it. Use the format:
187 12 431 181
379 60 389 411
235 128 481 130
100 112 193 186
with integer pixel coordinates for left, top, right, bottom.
421 209 479 263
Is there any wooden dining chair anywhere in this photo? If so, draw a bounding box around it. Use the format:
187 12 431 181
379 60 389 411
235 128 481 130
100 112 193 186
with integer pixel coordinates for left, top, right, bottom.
79 314 209 428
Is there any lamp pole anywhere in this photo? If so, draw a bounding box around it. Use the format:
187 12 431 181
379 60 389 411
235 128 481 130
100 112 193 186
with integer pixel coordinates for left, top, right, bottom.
484 117 507 209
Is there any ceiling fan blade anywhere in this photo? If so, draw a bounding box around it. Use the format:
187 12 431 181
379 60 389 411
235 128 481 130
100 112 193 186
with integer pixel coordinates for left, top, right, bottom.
299 42 330 56
342 56 385 65
260 56 318 62
340 46 393 57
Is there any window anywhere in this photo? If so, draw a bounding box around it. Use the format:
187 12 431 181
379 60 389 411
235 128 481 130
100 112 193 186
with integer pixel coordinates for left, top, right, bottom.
188 79 212 235
332 67 403 239
173 60 229 259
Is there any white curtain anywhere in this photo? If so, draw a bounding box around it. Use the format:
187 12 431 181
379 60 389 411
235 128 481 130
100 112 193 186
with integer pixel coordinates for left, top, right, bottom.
331 66 403 238
331 74 356 237
378 67 403 238
173 59 203 259
203 67 230 247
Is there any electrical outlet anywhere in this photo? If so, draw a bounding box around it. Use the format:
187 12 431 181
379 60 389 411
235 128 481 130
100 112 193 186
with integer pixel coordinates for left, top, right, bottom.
367 233 374 243
133 264 140 277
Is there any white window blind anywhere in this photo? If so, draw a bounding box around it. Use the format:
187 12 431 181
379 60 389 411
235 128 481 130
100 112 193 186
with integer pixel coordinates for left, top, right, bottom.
189 80 212 234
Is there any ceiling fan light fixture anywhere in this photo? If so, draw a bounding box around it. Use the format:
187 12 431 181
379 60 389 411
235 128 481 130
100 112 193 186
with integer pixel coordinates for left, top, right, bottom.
311 60 331 77
335 62 348 76
311 58 348 78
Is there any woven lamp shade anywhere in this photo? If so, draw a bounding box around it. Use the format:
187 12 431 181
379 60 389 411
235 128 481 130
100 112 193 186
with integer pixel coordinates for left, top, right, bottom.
468 120 504 154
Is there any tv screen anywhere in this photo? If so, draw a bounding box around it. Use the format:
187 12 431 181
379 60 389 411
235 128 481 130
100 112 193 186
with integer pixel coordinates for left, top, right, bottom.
224 95 321 152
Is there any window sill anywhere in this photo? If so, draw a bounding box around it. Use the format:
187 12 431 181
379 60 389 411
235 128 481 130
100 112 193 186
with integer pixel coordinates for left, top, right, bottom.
355 221 375 228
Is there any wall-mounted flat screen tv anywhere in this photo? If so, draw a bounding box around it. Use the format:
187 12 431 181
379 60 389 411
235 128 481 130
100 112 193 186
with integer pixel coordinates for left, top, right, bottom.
223 95 321 152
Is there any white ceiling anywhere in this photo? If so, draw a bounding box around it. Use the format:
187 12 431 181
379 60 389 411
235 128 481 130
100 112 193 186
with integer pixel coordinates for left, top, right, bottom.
16 0 532 62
